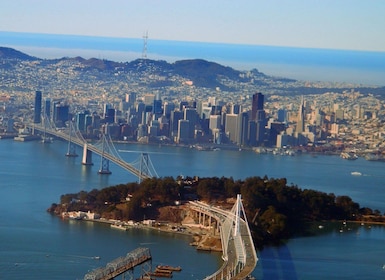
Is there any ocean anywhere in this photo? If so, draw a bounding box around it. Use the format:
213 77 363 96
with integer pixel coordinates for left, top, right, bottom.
1 31 385 86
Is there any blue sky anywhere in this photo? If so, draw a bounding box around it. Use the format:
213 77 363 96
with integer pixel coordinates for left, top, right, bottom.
1 0 385 52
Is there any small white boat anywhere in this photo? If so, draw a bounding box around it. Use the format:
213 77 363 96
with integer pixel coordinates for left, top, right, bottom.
351 171 362 176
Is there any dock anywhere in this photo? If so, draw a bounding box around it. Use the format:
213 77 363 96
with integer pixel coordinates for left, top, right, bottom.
84 248 151 280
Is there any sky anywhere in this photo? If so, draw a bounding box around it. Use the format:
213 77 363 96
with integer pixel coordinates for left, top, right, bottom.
1 0 385 52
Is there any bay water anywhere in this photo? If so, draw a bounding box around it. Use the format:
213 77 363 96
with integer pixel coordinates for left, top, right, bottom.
1 139 385 279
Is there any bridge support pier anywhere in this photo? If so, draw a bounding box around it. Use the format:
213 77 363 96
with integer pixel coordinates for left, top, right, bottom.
98 157 112 174
65 142 78 157
81 144 93 165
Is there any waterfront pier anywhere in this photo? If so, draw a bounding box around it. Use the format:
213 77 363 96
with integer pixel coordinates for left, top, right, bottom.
83 247 152 280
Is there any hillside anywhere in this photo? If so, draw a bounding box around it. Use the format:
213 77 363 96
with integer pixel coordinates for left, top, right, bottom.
0 46 275 91
0 46 37 60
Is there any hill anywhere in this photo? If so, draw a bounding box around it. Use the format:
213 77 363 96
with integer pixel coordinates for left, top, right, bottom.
0 46 274 91
0 46 37 60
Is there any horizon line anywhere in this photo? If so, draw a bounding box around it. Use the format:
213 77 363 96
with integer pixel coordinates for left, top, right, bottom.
1 30 385 55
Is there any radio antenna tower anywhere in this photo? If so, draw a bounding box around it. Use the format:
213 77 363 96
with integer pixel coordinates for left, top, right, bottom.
142 31 148 59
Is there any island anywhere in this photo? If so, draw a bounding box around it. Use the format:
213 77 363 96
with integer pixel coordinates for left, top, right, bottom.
48 176 384 248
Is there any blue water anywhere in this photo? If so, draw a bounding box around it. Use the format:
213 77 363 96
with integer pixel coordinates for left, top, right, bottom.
1 31 385 85
1 139 385 279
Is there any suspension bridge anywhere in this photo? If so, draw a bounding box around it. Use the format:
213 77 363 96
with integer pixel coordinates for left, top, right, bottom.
27 117 158 182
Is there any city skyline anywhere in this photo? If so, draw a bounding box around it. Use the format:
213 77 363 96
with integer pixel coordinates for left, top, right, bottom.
1 0 385 52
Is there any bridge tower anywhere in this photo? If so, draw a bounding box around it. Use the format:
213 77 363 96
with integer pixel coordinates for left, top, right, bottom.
65 121 78 157
139 153 150 183
98 133 112 174
81 143 93 166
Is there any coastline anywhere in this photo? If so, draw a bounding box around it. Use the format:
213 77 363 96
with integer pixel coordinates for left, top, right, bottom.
71 213 223 252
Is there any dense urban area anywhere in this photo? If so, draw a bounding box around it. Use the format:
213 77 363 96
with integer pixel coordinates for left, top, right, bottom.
1 46 385 160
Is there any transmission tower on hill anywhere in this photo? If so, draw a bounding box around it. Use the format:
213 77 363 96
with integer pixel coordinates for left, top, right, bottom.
142 31 148 59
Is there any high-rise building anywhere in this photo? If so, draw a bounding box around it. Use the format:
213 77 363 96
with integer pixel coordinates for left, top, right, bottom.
143 94 155 106
277 108 287 123
177 119 190 143
153 94 162 116
163 102 175 118
225 113 240 144
251 92 264 121
209 115 221 131
76 112 86 132
126 92 136 104
240 112 249 146
44 98 51 119
34 91 42 123
105 108 115 124
53 103 69 126
231 104 241 115
184 108 197 139
296 96 305 133
136 102 146 125
170 110 183 137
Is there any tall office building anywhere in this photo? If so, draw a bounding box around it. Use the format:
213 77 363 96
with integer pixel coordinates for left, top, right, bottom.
225 114 240 144
231 104 241 115
136 102 146 125
277 108 287 123
209 115 221 131
143 94 155 106
153 93 162 116
34 90 42 123
184 107 197 139
251 92 264 121
170 110 183 137
76 112 86 132
296 96 305 133
177 119 190 143
54 103 69 126
126 92 136 104
44 98 51 119
240 112 249 146
105 108 115 124
163 102 175 118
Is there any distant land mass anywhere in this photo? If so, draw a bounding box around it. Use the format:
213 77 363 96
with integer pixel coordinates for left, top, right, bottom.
0 46 384 95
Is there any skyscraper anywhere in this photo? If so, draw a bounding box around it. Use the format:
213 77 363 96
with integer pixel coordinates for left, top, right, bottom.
225 113 240 144
184 107 197 139
44 98 51 119
34 90 42 123
296 96 305 133
251 92 264 121
153 93 162 116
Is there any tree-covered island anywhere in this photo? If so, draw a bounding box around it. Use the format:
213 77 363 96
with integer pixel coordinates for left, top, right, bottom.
48 176 384 248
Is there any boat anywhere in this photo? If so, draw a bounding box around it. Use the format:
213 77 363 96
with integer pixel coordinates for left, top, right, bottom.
148 271 173 278
351 171 362 176
156 265 182 272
